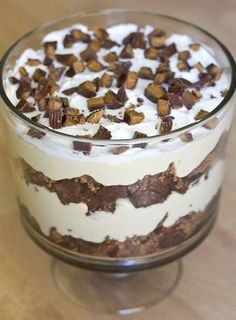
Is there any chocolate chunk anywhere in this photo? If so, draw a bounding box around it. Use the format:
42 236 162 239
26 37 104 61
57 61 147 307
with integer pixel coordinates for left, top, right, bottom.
177 61 191 71
19 66 29 77
144 47 159 60
80 47 97 61
123 32 146 49
38 98 48 111
43 41 57 57
77 80 97 98
117 87 128 104
63 34 74 48
49 67 65 81
65 60 85 77
9 76 19 84
100 73 114 88
103 51 118 63
124 71 138 90
167 93 183 109
63 107 81 126
16 98 35 113
154 72 174 84
87 59 105 72
138 67 154 80
62 87 78 96
178 50 191 61
27 128 46 139
119 44 134 59
104 114 124 123
71 29 91 43
159 116 173 133
148 29 166 48
157 99 170 117
194 109 209 120
206 63 221 81
87 96 105 111
94 27 109 41
132 131 148 148
189 43 201 51
203 117 218 129
181 91 198 109
26 58 41 66
93 125 112 139
124 109 144 125
179 132 193 142
111 146 129 154
34 78 49 101
161 43 177 58
194 62 204 72
48 97 63 129
32 68 47 82
16 78 32 99
144 83 165 103
86 109 104 123
104 90 123 109
56 54 77 66
73 141 92 154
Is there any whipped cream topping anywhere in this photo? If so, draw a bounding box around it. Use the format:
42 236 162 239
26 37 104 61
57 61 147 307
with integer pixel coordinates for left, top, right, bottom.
5 23 229 140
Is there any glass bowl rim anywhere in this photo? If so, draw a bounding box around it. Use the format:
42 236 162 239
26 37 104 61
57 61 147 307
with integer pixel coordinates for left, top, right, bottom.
0 8 235 146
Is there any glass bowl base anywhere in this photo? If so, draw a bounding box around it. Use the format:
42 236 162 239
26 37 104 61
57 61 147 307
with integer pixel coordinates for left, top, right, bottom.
51 259 182 315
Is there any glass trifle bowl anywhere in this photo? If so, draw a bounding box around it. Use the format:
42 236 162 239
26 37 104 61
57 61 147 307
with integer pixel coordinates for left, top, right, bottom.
0 9 235 314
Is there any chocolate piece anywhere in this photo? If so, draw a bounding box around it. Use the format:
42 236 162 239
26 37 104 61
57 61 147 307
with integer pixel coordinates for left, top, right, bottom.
43 56 54 67
157 99 170 117
65 61 85 77
177 61 190 71
80 47 97 61
181 91 198 109
48 67 65 82
31 114 41 123
77 80 97 98
38 98 48 111
43 41 57 57
62 87 77 96
19 66 29 77
63 34 74 48
154 72 174 84
161 43 177 58
203 117 218 129
93 125 112 139
167 93 183 109
87 59 105 72
132 131 148 148
9 76 19 84
103 52 118 63
144 47 159 60
94 27 109 41
88 40 101 52
71 29 91 43
159 116 173 133
119 44 134 59
101 39 118 49
194 109 209 120
124 109 144 125
114 61 132 87
100 73 114 88
16 98 35 113
194 72 213 89
27 128 46 139
111 146 129 154
26 58 41 66
144 83 165 103
178 50 191 61
148 29 166 48
86 109 104 123
123 32 146 49
63 107 82 126
92 77 100 92
73 141 92 154
206 63 221 81
56 54 77 66
87 96 105 111
104 114 124 123
194 62 204 72
34 78 49 101
32 68 47 82
189 43 201 51
168 79 185 95
156 62 170 73
138 67 154 80
124 71 138 90
179 132 193 142
104 90 123 109
117 87 128 104
16 78 32 99
48 97 63 129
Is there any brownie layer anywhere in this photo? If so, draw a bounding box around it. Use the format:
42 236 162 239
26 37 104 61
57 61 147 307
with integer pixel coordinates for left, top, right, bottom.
21 133 226 214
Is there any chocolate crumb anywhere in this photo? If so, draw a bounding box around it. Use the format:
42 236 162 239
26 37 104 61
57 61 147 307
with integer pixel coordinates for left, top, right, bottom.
31 114 41 123
181 91 198 109
123 32 146 49
43 41 57 57
117 87 128 104
48 66 65 82
71 29 91 43
178 50 191 61
73 141 92 154
154 72 174 84
34 78 49 101
9 76 19 84
144 47 159 60
189 43 201 51
206 63 222 81
104 114 124 123
104 90 123 109
161 43 177 58
80 47 97 62
26 58 41 66
38 98 48 111
62 87 78 96
148 29 166 48
16 78 32 99
194 62 204 72
63 34 74 48
19 67 29 78
63 107 82 127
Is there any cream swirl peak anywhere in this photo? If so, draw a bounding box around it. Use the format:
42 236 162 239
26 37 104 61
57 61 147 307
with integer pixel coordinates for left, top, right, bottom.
6 23 229 142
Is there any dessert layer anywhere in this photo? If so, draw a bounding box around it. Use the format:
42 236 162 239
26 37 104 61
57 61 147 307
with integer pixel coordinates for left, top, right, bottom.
45 191 219 257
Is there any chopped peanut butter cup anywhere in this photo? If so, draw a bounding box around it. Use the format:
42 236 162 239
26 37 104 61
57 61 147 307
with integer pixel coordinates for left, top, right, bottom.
157 99 170 117
86 109 104 123
93 125 112 139
138 67 154 80
73 141 92 154
48 97 63 129
77 81 97 98
87 96 105 111
103 52 118 63
120 44 134 59
124 71 138 89
27 128 46 139
144 83 165 103
56 54 77 66
159 116 173 133
16 98 35 113
124 109 144 125
148 29 166 48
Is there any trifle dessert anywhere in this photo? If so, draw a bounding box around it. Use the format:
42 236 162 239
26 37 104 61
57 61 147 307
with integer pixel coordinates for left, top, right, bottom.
1 15 235 261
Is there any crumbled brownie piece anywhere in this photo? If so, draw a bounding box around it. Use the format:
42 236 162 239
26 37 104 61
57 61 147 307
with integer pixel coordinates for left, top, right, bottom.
48 97 63 129
87 96 105 111
100 73 114 88
123 32 146 48
148 29 166 48
94 27 109 41
93 126 112 139
103 114 124 123
157 99 170 117
179 132 193 142
65 61 85 77
87 59 106 72
138 67 154 80
103 52 118 63
159 116 173 133
86 109 104 123
120 44 134 59
16 98 35 113
194 109 209 120
117 87 128 104
144 47 159 60
168 79 185 95
88 40 101 52
27 128 46 139
77 80 97 98
32 68 47 82
144 83 165 103
31 114 41 123
124 71 138 89
56 54 77 66
124 109 144 125
73 141 92 154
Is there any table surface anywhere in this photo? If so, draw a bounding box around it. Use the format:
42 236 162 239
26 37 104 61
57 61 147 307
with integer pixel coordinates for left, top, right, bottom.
0 0 236 319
